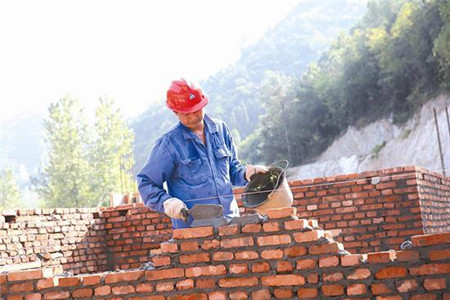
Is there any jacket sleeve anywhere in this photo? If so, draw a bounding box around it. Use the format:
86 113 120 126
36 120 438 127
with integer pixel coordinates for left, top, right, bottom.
223 124 248 186
137 139 175 213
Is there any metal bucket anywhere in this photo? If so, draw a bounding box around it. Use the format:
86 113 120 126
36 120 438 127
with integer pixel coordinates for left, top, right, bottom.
242 160 294 215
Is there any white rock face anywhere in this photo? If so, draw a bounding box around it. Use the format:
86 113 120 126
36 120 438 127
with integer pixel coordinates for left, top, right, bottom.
288 94 450 180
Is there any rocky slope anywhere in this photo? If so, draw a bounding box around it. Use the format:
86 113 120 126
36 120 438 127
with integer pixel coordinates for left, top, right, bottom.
287 94 450 180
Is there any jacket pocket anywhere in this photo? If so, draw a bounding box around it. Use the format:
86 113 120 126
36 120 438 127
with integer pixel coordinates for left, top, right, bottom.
213 148 231 179
178 158 208 185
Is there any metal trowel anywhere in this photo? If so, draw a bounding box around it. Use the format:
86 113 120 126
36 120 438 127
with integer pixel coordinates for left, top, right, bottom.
180 204 229 227
180 204 223 222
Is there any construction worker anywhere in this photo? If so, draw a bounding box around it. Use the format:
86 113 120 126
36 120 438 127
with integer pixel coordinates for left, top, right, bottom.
137 78 267 229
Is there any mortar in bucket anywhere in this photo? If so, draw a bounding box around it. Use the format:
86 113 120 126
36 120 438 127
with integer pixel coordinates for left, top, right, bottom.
242 160 294 215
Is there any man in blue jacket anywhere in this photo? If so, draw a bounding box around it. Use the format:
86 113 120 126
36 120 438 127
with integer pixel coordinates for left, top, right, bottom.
137 78 267 229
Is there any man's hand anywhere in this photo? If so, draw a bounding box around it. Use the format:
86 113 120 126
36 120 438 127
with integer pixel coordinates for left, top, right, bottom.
245 165 269 181
163 198 187 219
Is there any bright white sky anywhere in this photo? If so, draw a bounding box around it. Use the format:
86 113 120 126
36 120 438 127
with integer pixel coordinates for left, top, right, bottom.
0 0 299 120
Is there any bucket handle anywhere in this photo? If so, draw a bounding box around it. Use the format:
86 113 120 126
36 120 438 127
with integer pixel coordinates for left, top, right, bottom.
268 160 289 191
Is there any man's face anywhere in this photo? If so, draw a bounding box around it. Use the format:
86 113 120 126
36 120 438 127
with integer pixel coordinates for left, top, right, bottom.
174 108 204 129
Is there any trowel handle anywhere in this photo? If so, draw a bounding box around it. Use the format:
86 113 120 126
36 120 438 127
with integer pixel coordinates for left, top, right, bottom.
180 208 189 223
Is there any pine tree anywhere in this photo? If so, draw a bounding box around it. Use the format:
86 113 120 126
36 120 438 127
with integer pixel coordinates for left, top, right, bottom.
38 95 93 207
90 98 136 206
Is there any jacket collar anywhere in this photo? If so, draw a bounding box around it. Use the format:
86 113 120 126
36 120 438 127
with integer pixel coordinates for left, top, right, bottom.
179 113 218 140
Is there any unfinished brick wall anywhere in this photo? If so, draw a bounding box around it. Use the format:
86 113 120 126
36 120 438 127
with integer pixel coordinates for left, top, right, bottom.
235 166 450 253
0 208 107 275
1 207 449 300
417 170 450 233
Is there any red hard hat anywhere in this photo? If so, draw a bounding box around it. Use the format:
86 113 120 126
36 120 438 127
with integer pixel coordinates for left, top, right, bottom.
166 79 208 113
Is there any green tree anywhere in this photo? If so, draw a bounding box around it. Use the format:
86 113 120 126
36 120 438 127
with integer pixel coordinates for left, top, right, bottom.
90 98 136 206
434 0 450 88
0 168 23 209
37 95 92 208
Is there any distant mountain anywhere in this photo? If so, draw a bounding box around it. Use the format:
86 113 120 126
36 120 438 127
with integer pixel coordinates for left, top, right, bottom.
132 1 367 171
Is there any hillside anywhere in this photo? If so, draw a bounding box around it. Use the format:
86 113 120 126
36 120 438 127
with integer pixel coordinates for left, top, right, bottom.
287 94 450 180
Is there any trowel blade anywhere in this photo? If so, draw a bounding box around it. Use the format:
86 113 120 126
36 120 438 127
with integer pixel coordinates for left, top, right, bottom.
188 204 223 220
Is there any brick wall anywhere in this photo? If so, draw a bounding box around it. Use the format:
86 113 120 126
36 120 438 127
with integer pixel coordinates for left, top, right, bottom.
1 207 449 299
0 208 107 275
417 170 450 233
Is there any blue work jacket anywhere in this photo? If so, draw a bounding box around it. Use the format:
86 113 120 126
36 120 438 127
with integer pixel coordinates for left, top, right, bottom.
137 114 248 229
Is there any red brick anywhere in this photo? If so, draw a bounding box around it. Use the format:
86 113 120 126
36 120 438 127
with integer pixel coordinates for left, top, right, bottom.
252 262 271 273
322 284 344 296
81 274 101 285
201 239 220 250
309 242 342 254
257 234 291 246
57 276 81 287
105 270 144 284
9 282 34 292
262 274 305 286
180 253 210 264
293 230 323 243
172 226 213 239
136 283 154 293
263 222 280 232
94 285 111 296
319 256 339 268
156 281 174 292
112 285 136 294
410 295 437 300
412 232 450 247
347 283 367 295
273 288 293 299
219 277 258 287
306 273 319 284
37 278 56 290
242 223 261 233
235 251 259 260
261 249 283 259
284 219 309 230
396 279 418 292
396 250 419 262
284 245 307 257
8 269 44 281
367 251 396 264
196 278 216 289
218 224 239 236
213 251 234 261
186 265 226 277
229 291 248 300
220 236 254 248
323 272 344 282
229 263 248 274
208 291 226 300
267 207 297 219
176 279 194 290
371 283 392 295
25 294 42 300
146 268 184 280
348 268 371 280
43 290 70 299
409 263 450 276
277 261 294 272
180 241 199 251
153 255 171 267
297 288 318 299
160 242 178 253
424 278 446 290
341 254 362 266
375 266 407 279
296 259 317 270
251 289 270 300
428 249 450 261
376 296 402 300
72 288 93 298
